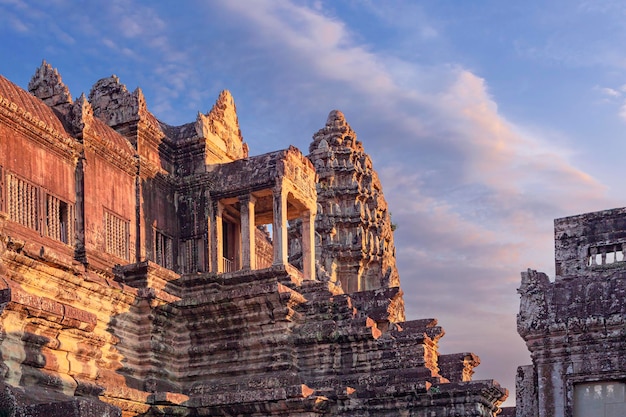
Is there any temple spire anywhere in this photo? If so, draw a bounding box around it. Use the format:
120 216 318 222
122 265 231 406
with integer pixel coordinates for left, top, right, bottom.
28 60 72 113
308 110 401 303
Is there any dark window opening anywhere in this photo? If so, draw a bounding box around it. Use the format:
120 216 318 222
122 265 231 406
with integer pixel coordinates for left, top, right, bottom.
154 230 173 269
46 195 73 245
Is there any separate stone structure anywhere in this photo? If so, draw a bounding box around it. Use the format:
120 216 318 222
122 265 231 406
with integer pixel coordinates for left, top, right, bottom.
517 208 626 417
0 61 507 416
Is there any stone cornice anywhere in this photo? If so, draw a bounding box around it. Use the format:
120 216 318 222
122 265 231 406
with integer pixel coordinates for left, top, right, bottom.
138 154 167 179
175 172 213 192
138 112 164 139
83 132 137 176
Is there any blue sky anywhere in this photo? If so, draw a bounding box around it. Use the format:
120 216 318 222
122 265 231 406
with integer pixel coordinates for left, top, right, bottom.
3 0 626 406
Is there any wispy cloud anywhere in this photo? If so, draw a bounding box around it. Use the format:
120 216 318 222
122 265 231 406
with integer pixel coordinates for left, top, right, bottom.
596 83 626 122
620 104 626 121
220 0 398 96
6 13 29 33
601 87 620 97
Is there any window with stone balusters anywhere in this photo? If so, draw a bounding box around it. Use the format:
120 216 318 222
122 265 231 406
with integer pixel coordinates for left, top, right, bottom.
45 193 74 245
104 210 130 260
5 172 74 246
587 243 626 266
7 173 40 231
180 237 206 273
180 238 197 273
154 229 173 269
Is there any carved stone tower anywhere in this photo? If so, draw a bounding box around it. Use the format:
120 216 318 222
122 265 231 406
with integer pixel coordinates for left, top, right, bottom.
308 110 400 293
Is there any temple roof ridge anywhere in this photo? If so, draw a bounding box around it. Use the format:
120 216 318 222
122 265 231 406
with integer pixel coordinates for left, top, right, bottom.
88 73 164 134
0 72 68 141
28 60 73 111
153 89 247 155
194 89 248 159
326 109 347 126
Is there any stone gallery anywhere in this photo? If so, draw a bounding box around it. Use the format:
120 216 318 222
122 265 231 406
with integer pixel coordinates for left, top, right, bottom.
0 62 509 416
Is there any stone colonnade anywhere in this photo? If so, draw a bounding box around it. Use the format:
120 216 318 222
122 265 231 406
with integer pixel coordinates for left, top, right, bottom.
209 181 316 280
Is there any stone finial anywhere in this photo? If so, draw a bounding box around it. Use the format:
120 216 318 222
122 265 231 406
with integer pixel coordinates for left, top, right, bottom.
28 60 73 112
309 109 361 153
67 93 94 137
197 89 248 160
326 109 346 126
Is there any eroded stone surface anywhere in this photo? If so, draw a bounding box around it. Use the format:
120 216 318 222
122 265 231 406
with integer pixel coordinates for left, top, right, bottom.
0 62 508 416
517 208 626 417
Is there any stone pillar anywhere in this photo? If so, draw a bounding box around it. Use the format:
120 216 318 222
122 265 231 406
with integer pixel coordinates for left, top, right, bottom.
301 209 316 280
516 364 538 417
209 200 224 273
234 222 242 271
272 187 288 265
239 194 256 270
135 158 143 263
74 154 86 264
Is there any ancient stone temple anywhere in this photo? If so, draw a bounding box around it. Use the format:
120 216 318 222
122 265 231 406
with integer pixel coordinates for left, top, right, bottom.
516 208 626 417
0 61 507 416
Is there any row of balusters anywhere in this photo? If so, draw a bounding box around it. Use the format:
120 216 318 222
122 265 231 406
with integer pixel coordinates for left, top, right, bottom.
587 244 626 266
